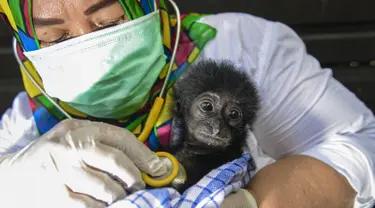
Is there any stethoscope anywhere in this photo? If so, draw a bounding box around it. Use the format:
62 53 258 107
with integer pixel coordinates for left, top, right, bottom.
12 0 186 189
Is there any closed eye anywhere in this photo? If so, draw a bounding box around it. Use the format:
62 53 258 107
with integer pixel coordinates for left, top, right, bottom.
38 15 127 48
97 15 127 29
38 33 72 47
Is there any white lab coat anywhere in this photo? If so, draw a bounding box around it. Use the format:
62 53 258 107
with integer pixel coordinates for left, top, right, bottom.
1 13 374 207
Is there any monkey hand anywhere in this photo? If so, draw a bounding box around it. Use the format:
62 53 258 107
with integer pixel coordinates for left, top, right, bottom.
220 188 258 208
0 119 167 208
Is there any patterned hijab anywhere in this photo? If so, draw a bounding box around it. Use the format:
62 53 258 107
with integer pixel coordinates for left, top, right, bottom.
0 0 216 150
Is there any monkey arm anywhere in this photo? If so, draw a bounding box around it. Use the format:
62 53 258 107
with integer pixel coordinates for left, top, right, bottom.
247 155 356 208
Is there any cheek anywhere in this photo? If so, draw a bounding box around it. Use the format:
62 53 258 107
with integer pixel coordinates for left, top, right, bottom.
185 115 212 137
186 115 207 130
187 105 207 126
231 126 247 140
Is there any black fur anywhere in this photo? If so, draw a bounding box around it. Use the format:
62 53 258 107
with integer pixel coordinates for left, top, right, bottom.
169 59 260 192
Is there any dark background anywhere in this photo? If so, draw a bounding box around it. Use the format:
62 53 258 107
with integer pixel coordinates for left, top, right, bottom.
1 0 375 114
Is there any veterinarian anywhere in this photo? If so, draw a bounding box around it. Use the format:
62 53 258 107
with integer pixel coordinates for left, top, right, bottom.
0 0 373 207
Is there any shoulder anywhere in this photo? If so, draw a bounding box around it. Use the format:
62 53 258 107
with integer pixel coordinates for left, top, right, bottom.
197 13 285 86
198 12 270 28
0 91 38 155
198 12 271 61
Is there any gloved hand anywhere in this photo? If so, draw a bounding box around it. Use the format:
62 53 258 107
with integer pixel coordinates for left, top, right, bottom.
0 119 167 208
220 189 258 208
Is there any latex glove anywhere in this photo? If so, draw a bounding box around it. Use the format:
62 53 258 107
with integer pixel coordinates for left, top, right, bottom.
220 189 258 208
0 119 167 208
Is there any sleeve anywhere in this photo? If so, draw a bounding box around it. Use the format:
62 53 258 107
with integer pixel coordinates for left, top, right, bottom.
251 20 375 207
0 91 39 156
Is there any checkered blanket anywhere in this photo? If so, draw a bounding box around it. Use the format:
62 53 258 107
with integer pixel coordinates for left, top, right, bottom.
109 153 255 208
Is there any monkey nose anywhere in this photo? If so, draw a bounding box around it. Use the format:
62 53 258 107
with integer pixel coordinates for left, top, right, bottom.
211 124 222 136
212 128 220 136
210 120 224 136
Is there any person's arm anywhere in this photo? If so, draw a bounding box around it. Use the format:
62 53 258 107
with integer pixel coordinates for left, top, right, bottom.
248 155 356 208
246 20 375 207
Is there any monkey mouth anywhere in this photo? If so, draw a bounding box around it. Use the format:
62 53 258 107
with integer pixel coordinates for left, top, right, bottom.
195 132 230 147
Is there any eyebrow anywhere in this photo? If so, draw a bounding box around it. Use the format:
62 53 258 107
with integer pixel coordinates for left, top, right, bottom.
32 0 118 27
84 0 119 16
33 18 65 27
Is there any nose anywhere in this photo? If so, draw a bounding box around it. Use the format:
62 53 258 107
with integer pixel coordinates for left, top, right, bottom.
212 126 220 135
70 19 95 37
211 120 224 136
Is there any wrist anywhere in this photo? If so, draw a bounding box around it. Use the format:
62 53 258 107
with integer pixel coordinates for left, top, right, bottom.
0 153 16 166
241 188 258 207
221 188 258 208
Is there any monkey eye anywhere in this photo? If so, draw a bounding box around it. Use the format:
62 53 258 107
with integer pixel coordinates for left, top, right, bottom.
200 101 214 112
228 108 242 120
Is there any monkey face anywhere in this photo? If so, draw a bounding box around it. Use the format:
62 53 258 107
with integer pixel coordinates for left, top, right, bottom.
185 91 245 149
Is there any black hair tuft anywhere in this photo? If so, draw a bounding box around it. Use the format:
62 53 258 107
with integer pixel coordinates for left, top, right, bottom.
173 59 260 126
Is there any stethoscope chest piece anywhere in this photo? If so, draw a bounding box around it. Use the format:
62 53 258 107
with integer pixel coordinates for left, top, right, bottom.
167 158 187 190
142 152 186 189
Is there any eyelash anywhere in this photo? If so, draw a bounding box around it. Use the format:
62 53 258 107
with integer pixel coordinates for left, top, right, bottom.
39 16 126 46
54 34 70 43
39 33 70 47
97 16 125 28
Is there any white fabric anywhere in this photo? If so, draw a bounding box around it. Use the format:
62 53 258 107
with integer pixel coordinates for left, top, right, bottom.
1 12 374 207
0 91 38 154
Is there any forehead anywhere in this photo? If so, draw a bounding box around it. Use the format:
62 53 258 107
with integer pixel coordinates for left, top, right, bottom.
32 0 103 17
197 91 239 103
33 0 63 17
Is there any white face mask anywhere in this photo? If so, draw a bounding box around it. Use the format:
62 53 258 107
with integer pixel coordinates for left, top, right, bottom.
23 11 167 119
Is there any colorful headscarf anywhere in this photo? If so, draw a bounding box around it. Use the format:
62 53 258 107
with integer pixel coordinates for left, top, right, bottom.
0 0 216 151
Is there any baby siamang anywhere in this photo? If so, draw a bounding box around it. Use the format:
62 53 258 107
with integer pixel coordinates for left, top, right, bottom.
169 59 260 192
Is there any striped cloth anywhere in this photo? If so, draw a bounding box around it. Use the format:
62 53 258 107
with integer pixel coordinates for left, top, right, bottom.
109 153 255 208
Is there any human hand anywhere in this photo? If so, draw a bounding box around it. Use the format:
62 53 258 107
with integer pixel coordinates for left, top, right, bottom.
0 119 167 208
220 189 258 208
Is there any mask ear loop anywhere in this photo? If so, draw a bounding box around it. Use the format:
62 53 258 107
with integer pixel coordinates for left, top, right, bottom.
13 39 72 120
13 39 91 171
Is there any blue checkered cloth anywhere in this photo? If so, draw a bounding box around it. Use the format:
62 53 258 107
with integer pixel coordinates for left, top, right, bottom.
109 153 255 208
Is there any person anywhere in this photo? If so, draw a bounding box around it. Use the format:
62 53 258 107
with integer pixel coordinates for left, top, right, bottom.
0 0 374 207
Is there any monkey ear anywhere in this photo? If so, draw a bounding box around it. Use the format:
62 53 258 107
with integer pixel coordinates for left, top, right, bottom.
169 116 184 150
245 124 253 132
176 102 181 112
169 101 184 151
169 88 180 115
172 100 182 116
